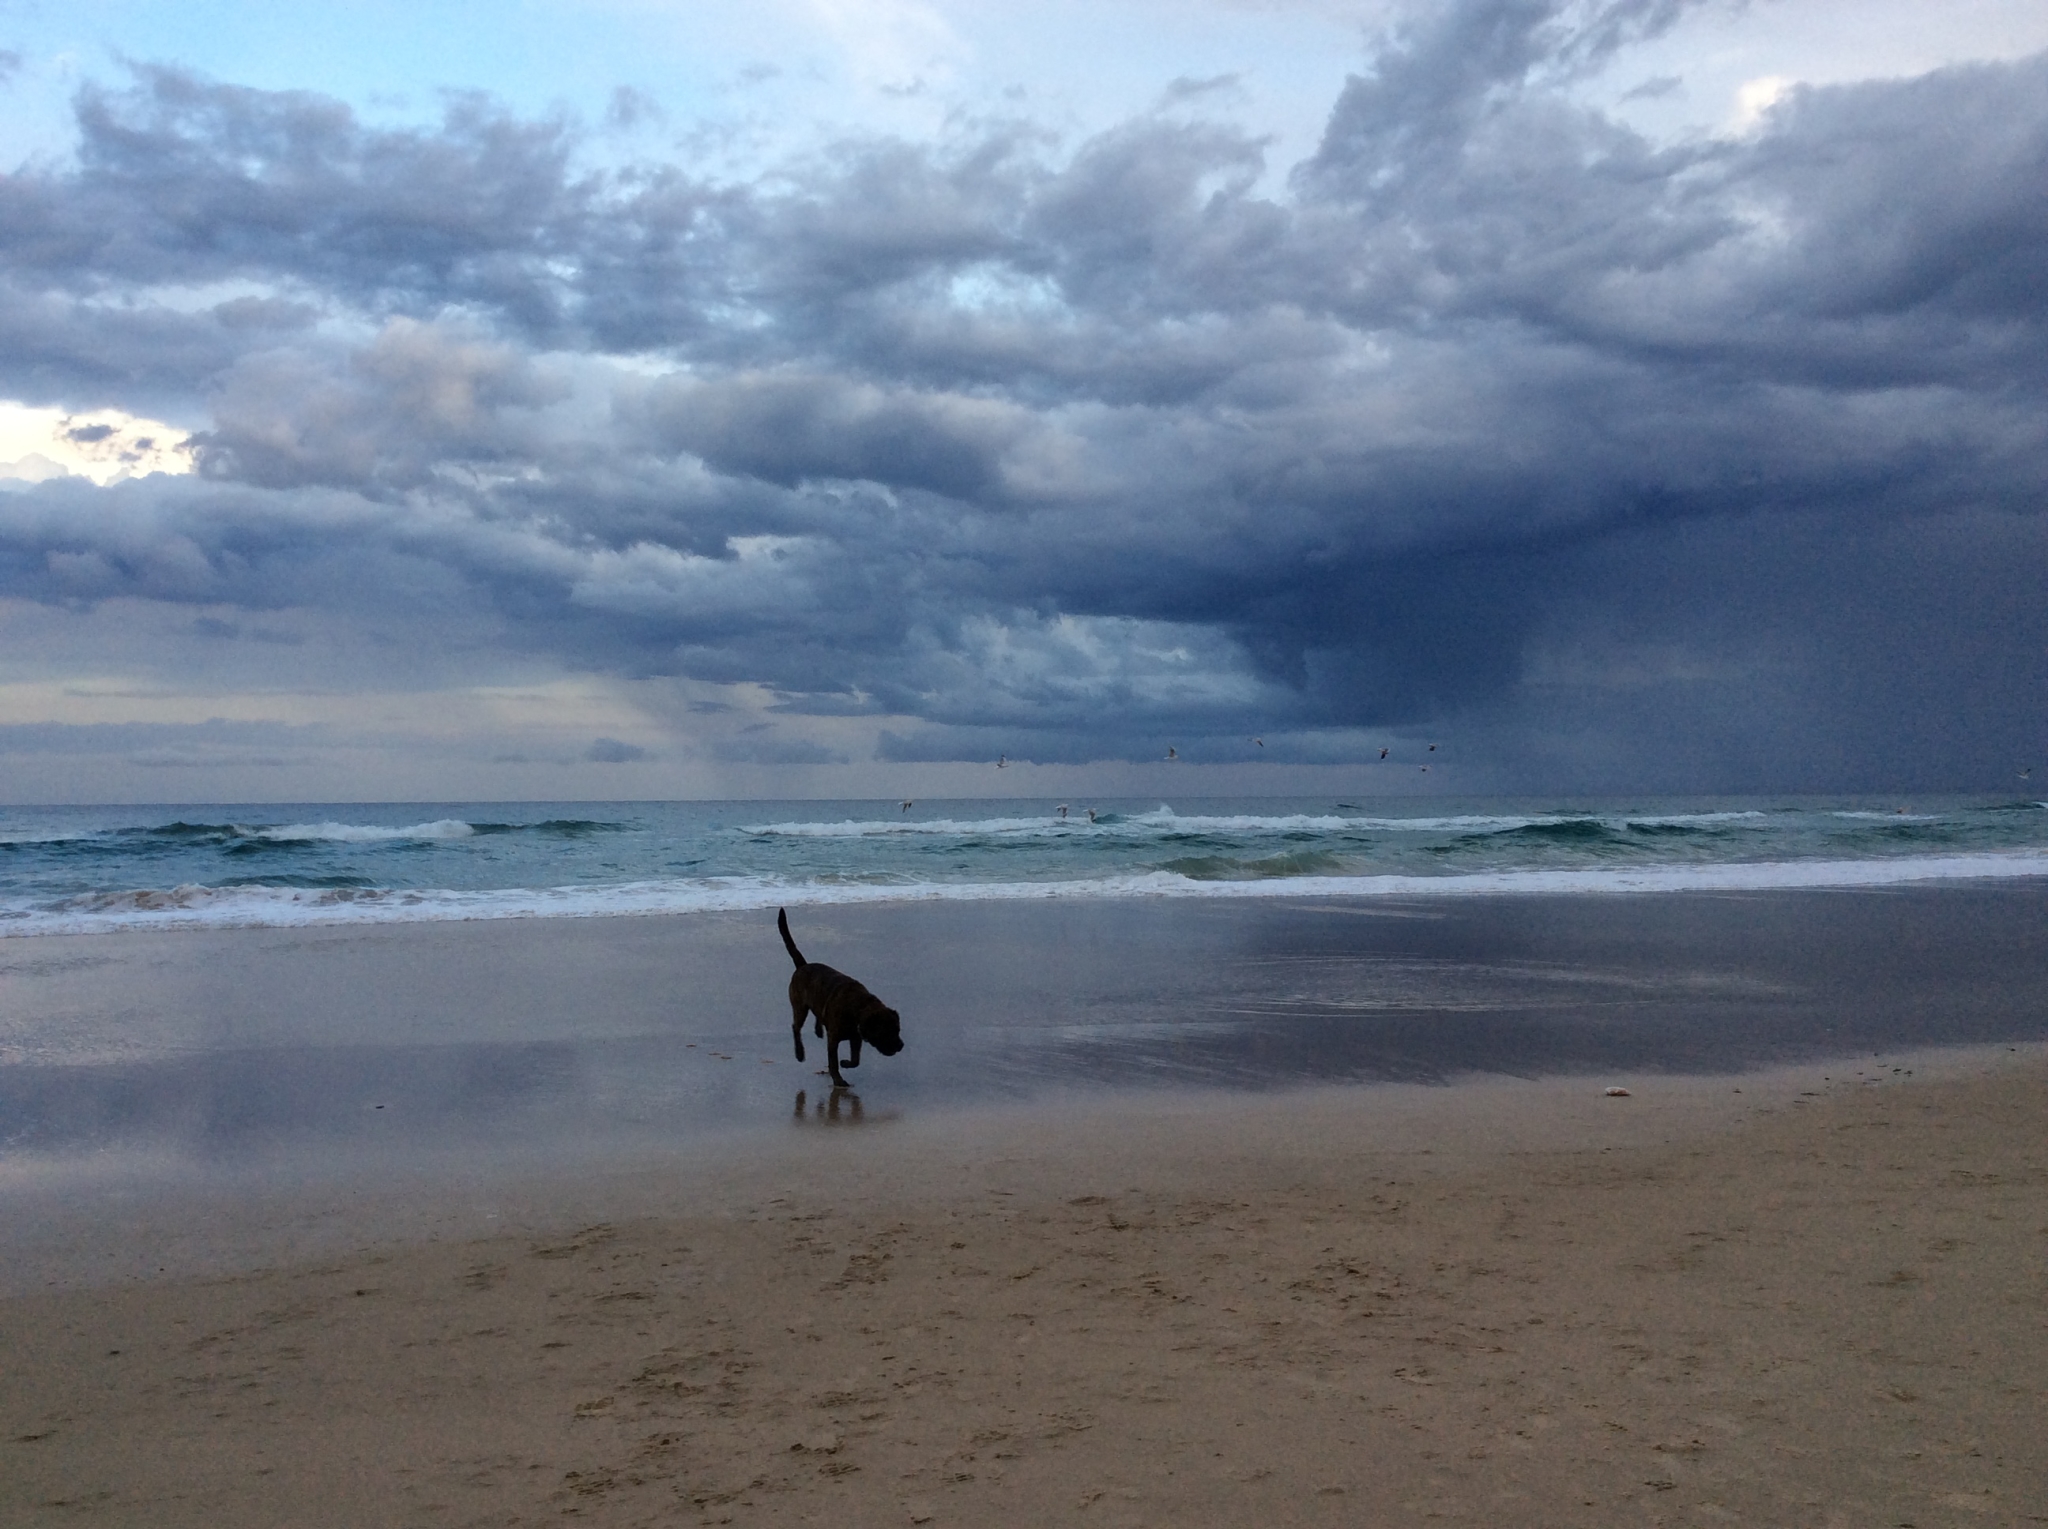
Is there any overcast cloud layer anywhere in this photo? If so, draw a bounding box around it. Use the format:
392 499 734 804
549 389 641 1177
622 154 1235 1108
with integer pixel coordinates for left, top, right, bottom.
2 0 2045 799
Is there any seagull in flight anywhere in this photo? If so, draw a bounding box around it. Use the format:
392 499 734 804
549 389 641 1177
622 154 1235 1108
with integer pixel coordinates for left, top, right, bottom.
1379 747 1389 760
996 755 1007 768
900 800 913 813
1252 737 1264 747
1056 804 1068 819
1166 746 1178 761
1428 743 1437 752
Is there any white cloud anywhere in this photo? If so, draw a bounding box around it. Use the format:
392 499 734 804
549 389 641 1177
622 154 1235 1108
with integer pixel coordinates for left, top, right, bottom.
0 402 196 486
1730 73 1794 134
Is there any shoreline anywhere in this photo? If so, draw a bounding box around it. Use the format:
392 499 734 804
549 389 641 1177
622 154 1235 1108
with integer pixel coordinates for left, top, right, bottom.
4 1045 2044 1525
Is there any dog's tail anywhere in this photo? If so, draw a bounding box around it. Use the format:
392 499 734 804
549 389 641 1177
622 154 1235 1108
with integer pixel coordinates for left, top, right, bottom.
777 907 807 968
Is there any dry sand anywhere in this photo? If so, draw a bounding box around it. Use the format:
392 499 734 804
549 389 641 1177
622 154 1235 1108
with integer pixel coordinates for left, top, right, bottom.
4 1053 2045 1528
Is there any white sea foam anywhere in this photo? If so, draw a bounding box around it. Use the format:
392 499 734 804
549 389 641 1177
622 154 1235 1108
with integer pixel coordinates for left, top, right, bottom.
1617 811 1771 827
1125 810 1550 833
252 819 476 843
6 850 2046 937
741 815 1097 838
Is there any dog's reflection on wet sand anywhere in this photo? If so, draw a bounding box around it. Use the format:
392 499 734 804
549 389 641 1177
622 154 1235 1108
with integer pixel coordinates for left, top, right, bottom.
792 1088 903 1125
793 1087 870 1124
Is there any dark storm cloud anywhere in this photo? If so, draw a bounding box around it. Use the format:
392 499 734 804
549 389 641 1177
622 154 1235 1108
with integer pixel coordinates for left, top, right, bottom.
3 0 2046 787
635 371 1030 498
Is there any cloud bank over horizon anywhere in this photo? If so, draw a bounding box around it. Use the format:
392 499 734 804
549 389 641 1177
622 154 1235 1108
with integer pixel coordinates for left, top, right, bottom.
2 0 2045 801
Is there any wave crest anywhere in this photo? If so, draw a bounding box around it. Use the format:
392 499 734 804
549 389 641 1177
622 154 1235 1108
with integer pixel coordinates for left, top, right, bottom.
8 850 2047 937
254 819 476 843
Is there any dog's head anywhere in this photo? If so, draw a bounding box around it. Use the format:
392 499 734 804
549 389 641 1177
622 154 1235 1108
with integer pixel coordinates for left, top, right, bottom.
860 1002 904 1056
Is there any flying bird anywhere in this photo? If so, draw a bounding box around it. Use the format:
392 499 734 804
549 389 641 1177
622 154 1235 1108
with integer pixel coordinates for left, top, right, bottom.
900 800 913 813
1166 746 1178 760
1379 748 1389 760
1252 737 1264 747
1428 743 1437 752
996 755 1007 768
1056 804 1068 819
1086 808 1097 823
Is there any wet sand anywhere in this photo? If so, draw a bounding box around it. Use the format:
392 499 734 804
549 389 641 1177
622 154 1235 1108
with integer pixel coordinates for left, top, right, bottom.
4 1048 2046 1527
5 883 2047 1182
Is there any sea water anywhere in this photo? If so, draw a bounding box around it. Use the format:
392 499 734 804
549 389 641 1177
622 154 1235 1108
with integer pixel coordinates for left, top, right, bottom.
3 794 2046 935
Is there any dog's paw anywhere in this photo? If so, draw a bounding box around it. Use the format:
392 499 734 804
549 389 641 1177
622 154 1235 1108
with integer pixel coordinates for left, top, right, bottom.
842 1055 859 1067
793 1042 806 1062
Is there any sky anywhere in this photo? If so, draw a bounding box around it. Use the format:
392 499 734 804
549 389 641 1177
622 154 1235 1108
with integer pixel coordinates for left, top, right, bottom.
1 0 2045 803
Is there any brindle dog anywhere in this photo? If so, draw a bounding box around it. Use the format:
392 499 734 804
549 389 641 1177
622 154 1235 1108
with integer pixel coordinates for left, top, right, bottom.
779 907 904 1088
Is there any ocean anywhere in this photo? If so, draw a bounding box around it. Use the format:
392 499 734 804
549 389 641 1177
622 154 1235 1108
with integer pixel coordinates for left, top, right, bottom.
3 794 2047 936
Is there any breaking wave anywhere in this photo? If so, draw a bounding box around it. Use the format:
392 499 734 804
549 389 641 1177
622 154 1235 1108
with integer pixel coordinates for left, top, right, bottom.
6 850 2047 937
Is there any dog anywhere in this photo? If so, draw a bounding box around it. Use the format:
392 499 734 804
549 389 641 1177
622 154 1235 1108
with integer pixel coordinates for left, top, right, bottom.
779 907 904 1088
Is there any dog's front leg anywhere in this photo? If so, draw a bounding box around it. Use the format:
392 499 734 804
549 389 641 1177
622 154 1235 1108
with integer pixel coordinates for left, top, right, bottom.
825 1030 849 1088
791 998 808 1062
844 1032 862 1069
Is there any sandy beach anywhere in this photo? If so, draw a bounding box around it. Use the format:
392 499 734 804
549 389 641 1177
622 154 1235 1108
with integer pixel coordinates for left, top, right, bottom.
8 0 2048 1505
5 1040 2045 1528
